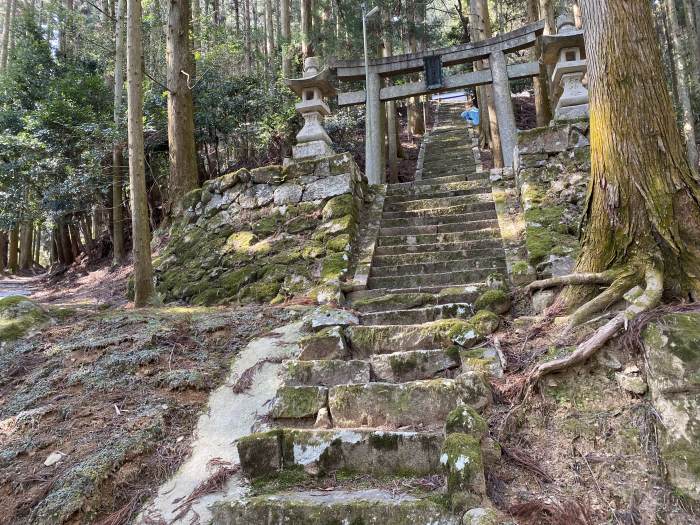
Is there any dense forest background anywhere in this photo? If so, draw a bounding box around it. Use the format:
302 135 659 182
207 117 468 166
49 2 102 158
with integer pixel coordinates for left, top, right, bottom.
0 0 697 273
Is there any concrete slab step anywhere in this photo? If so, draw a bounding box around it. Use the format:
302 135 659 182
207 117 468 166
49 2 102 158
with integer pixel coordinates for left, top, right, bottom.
369 256 506 277
380 210 497 229
377 227 500 248
359 303 474 326
374 237 503 256
212 490 458 525
367 267 504 289
370 349 460 381
378 219 500 238
384 194 493 213
237 429 444 479
381 201 497 220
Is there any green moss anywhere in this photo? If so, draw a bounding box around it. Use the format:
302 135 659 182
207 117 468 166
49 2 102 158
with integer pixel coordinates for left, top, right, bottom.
445 406 487 436
224 231 257 253
240 280 282 303
444 346 461 362
426 311 499 348
350 293 434 312
511 260 530 275
321 253 348 282
368 433 401 451
271 386 327 419
388 353 419 375
326 234 351 253
440 433 484 494
322 194 354 220
253 215 282 236
302 242 326 259
474 289 510 313
181 187 203 209
0 296 50 342
250 465 308 493
220 267 257 294
287 215 319 234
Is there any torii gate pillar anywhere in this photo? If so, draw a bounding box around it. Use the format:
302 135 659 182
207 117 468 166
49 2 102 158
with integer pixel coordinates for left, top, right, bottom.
489 50 517 168
365 72 384 185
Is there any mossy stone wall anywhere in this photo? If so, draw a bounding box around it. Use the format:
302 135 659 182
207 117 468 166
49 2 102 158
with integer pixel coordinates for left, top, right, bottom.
155 153 368 305
514 120 590 278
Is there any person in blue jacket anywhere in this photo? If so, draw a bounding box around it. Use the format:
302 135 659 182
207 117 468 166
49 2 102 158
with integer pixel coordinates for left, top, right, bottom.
461 99 480 126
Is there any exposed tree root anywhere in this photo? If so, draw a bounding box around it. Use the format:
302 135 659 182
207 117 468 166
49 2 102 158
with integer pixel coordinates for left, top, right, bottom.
523 265 663 394
565 273 640 328
526 271 617 293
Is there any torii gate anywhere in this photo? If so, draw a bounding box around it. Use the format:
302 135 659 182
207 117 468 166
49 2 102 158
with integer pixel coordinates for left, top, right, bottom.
328 21 545 184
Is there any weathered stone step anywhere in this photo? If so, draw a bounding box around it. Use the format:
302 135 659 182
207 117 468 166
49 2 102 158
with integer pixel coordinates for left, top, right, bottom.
379 219 499 238
282 359 370 387
425 147 471 157
372 247 505 267
380 210 497 229
374 237 503 256
370 349 460 381
237 429 444 479
367 267 504 289
360 282 492 296
422 161 477 173
212 490 458 525
384 194 493 213
329 377 486 427
377 228 501 249
369 256 506 277
381 201 496 220
347 285 486 312
345 314 498 356
390 173 486 189
383 185 490 204
360 303 474 326
386 179 489 198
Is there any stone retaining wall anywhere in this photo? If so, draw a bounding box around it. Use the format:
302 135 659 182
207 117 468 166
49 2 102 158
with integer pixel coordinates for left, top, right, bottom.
514 119 590 279
154 153 368 305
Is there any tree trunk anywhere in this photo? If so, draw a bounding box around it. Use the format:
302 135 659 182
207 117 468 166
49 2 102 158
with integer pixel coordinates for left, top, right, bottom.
407 0 425 136
570 0 700 301
243 0 251 73
167 0 198 216
280 0 290 77
264 0 273 61
301 0 313 58
59 0 74 59
113 0 126 263
8 227 18 273
0 0 15 72
527 0 552 127
34 224 41 265
58 219 73 265
126 0 154 306
665 0 699 170
19 222 33 270
382 12 399 183
0 231 6 272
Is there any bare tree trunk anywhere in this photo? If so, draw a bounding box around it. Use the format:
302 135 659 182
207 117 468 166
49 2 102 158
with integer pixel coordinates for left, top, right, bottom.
527 0 552 127
126 0 154 306
280 0 290 76
59 0 74 59
264 0 273 61
382 11 398 183
34 224 41 265
665 0 699 169
568 0 700 302
0 231 6 272
0 0 15 72
19 222 33 270
407 0 425 136
8 227 18 272
301 0 312 58
113 0 126 263
167 0 199 215
243 0 251 73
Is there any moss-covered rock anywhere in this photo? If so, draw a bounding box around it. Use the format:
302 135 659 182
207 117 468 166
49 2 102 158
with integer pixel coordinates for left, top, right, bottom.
445 405 487 437
320 252 348 282
440 433 485 495
322 194 354 220
270 386 328 419
474 289 510 314
0 296 49 341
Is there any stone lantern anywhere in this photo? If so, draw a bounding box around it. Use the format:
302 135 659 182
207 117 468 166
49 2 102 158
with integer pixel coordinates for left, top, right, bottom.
542 15 589 121
285 57 337 160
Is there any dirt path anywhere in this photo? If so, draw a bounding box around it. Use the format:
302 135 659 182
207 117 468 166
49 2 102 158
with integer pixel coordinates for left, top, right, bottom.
0 274 43 299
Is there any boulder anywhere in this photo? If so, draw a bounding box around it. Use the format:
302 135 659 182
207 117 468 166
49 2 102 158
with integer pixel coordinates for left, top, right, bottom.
270 386 328 419
298 326 349 360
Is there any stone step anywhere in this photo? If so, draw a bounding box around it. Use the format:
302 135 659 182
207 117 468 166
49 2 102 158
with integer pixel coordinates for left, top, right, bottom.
369 256 506 277
380 210 497 229
237 429 444 479
381 201 497 221
360 303 474 326
329 377 485 427
374 237 503 256
376 228 501 249
378 219 500 238
347 284 486 312
282 359 370 387
386 179 490 198
424 147 471 157
372 247 505 267
370 349 460 381
367 267 504 289
383 185 490 205
422 161 477 173
384 194 493 214
361 282 492 296
390 173 487 189
212 490 458 525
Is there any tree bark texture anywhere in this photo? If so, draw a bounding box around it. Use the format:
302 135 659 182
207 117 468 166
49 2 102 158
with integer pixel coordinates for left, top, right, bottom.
8 227 18 272
574 0 700 300
0 0 15 72
301 0 313 58
113 0 126 263
127 0 154 306
280 0 290 77
527 0 552 127
19 222 33 270
167 0 199 215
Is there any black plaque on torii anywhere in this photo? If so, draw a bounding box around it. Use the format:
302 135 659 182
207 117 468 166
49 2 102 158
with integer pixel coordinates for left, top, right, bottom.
423 55 443 90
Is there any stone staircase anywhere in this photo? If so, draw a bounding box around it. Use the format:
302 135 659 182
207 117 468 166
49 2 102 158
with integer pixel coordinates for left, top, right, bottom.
214 101 509 524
